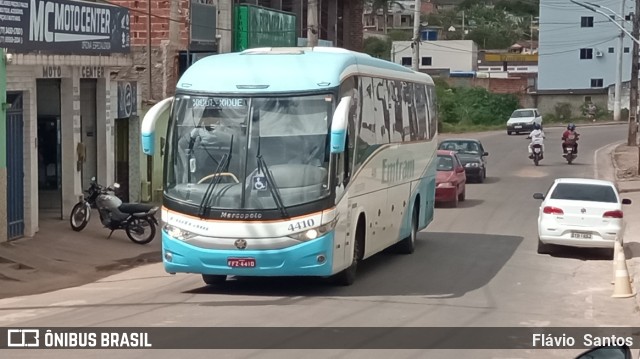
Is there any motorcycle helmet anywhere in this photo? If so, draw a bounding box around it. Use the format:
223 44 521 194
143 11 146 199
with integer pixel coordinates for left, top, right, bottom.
567 123 576 131
533 123 541 130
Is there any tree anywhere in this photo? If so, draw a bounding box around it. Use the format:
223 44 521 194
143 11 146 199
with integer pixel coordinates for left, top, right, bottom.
363 37 391 60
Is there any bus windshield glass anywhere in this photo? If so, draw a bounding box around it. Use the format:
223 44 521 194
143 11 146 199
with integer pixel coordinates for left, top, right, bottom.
164 93 333 211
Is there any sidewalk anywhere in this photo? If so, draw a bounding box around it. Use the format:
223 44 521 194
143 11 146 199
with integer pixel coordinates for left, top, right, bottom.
0 210 161 299
601 143 640 307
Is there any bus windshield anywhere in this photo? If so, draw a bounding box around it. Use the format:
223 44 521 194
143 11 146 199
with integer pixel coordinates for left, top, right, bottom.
164 93 333 211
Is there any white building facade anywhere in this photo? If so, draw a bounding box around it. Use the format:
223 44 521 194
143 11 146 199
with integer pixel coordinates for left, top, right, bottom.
538 0 634 91
391 40 478 72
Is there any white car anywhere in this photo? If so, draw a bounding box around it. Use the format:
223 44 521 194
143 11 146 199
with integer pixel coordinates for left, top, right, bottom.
533 178 632 254
506 108 543 135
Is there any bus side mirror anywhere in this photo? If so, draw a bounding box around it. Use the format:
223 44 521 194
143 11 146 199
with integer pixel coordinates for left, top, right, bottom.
141 97 173 156
330 95 352 154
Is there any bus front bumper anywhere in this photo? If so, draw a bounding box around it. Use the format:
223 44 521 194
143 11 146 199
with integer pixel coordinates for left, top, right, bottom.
162 230 335 277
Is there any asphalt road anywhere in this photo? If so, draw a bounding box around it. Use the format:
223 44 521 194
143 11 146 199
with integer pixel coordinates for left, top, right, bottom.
1 124 639 359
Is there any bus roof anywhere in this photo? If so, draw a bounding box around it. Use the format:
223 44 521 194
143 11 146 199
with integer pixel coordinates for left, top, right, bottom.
177 47 435 94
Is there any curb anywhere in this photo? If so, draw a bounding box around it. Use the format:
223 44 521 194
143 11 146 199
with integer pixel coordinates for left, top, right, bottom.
603 141 640 310
611 143 640 193
544 121 626 128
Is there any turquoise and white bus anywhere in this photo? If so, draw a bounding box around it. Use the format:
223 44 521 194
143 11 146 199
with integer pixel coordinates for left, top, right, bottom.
141 47 439 286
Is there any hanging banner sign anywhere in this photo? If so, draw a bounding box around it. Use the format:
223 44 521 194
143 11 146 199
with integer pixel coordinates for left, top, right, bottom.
0 0 130 54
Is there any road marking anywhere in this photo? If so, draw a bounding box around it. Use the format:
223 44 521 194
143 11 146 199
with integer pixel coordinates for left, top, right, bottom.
585 294 593 320
0 310 41 323
519 320 550 326
48 300 87 307
513 167 547 178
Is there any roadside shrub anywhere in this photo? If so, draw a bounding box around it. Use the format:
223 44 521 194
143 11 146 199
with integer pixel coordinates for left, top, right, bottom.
434 82 519 127
554 102 572 120
621 108 630 121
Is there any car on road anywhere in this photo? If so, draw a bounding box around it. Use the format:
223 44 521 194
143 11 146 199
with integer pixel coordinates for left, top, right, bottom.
507 108 543 135
435 150 466 207
533 178 632 255
437 139 488 183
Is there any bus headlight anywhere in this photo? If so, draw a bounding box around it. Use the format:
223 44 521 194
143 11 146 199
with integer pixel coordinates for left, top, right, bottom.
288 219 337 242
163 224 196 241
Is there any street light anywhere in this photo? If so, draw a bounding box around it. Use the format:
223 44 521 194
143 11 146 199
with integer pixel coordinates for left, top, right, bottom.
570 0 639 45
583 2 627 22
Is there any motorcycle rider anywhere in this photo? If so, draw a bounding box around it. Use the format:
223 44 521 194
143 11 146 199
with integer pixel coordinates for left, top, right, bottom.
527 123 545 159
561 123 580 155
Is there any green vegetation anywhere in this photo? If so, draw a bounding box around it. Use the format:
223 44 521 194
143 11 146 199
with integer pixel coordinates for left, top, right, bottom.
363 37 391 60
435 79 520 133
425 3 536 49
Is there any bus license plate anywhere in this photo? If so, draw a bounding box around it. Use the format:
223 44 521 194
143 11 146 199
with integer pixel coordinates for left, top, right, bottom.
227 258 256 268
571 232 592 239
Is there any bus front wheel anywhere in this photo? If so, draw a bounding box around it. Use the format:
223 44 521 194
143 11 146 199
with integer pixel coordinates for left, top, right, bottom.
331 220 364 286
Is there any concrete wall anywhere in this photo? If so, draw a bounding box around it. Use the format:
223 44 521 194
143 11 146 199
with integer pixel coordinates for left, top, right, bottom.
536 93 609 118
538 0 634 90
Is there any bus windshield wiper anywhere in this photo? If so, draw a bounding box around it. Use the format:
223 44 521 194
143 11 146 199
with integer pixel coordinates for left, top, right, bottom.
198 135 234 217
256 136 289 218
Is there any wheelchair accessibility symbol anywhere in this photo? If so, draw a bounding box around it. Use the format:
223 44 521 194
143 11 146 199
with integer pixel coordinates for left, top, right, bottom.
252 175 268 191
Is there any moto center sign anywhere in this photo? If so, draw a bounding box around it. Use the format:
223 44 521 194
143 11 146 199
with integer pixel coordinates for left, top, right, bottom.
0 0 130 54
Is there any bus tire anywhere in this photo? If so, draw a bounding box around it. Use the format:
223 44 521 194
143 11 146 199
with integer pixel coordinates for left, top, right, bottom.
332 218 364 286
397 204 418 254
202 274 227 285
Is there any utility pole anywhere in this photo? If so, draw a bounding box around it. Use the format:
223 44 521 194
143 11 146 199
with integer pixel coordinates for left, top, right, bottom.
614 0 626 122
146 0 152 101
307 0 318 47
629 0 639 147
461 10 465 39
412 0 421 71
530 15 533 52
164 0 181 99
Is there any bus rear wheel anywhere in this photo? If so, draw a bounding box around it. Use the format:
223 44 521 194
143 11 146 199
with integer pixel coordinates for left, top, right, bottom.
396 205 418 254
202 274 227 285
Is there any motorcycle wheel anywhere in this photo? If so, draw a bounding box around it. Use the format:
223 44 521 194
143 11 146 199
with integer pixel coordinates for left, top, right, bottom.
70 202 91 232
534 155 539 166
125 217 156 245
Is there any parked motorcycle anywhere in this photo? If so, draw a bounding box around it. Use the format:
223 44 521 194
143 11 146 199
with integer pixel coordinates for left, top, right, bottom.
70 177 159 244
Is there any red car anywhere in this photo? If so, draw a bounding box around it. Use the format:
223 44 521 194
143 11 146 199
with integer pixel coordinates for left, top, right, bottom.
435 150 467 207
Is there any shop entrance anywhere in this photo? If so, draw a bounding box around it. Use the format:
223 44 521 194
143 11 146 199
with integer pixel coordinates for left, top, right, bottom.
80 79 98 191
36 79 62 217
